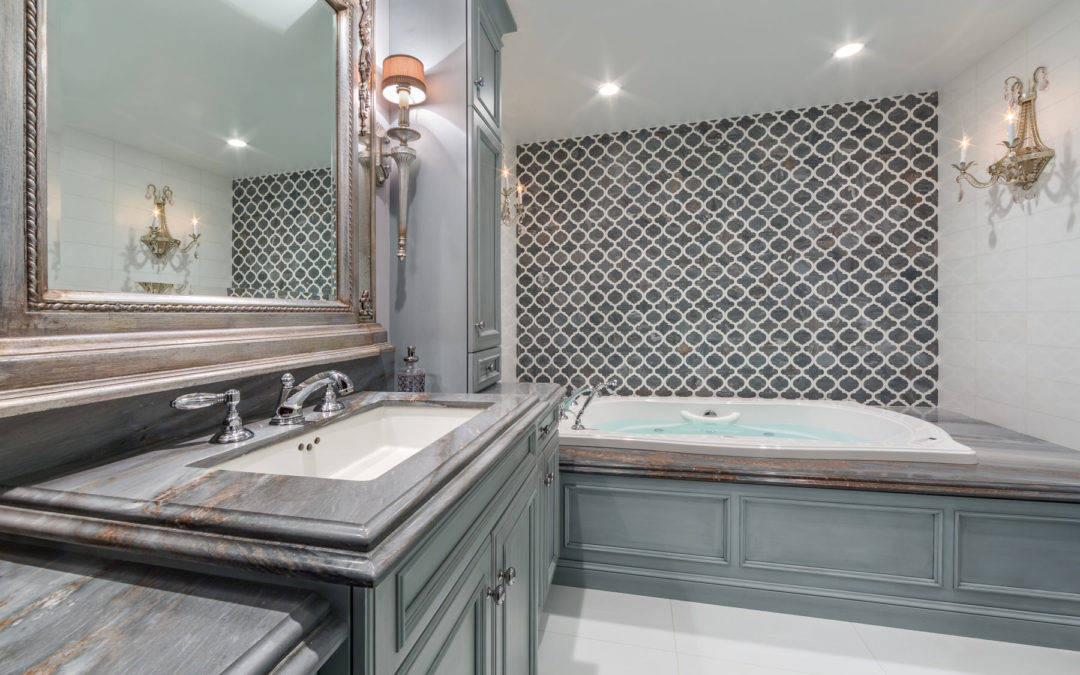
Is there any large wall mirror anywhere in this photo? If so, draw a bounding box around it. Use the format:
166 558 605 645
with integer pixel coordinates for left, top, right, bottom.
46 0 345 301
21 0 374 313
0 0 383 412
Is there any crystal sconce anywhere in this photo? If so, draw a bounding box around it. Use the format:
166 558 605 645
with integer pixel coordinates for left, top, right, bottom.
500 145 529 232
953 66 1055 202
142 184 201 260
381 54 427 260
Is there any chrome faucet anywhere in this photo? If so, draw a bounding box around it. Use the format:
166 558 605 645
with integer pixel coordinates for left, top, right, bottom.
563 377 619 430
271 370 355 426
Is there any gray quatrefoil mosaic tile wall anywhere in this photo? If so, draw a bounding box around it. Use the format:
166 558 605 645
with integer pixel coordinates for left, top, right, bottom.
230 167 337 300
515 92 939 405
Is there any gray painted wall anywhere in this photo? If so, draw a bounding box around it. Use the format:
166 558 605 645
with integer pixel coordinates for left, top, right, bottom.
385 0 470 392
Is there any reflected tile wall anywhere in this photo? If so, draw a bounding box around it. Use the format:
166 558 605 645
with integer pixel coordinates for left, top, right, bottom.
515 93 939 405
230 167 337 300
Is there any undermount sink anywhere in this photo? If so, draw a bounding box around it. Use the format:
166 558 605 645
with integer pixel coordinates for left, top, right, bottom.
211 404 483 482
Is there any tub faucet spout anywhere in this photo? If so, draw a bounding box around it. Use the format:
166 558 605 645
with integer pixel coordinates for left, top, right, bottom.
568 378 618 430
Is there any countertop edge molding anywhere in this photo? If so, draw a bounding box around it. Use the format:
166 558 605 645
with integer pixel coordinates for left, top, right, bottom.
0 336 394 418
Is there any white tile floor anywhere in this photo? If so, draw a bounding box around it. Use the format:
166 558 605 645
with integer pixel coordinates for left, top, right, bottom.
538 585 1080 675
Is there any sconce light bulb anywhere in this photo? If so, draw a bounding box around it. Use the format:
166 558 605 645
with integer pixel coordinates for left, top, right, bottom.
227 138 248 148
598 82 620 96
960 137 969 149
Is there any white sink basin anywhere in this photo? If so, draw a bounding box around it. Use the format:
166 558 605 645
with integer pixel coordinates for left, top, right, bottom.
213 405 482 482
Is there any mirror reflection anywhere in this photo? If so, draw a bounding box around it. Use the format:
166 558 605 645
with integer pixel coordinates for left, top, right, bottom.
45 0 338 299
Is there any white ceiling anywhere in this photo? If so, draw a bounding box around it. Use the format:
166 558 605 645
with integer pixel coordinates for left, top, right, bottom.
502 0 1060 144
48 0 337 178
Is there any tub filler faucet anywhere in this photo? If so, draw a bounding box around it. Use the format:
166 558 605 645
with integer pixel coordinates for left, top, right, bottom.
271 370 355 426
563 378 618 431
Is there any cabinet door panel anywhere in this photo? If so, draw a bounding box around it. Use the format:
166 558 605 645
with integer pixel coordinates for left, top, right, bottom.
494 485 537 675
401 544 492 675
472 5 502 130
469 115 502 353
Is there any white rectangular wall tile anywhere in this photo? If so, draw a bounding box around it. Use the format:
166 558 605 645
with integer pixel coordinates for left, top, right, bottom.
46 127 232 295
938 0 1080 449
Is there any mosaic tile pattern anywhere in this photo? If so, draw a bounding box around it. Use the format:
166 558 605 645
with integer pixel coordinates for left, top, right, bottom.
230 167 337 300
515 93 939 405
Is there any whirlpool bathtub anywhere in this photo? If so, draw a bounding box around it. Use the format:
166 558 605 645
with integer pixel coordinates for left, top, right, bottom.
559 397 976 464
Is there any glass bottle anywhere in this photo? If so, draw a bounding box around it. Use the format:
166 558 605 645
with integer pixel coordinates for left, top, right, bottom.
396 345 426 393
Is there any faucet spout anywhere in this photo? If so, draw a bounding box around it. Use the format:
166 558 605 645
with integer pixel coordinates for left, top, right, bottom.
271 370 355 426
568 377 619 431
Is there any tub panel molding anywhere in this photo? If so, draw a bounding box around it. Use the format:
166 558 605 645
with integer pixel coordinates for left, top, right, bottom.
955 511 1080 602
739 497 943 587
562 481 729 566
559 471 1080 650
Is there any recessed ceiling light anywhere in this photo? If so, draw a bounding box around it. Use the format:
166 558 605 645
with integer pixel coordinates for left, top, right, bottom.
227 138 248 148
598 82 620 96
833 42 865 58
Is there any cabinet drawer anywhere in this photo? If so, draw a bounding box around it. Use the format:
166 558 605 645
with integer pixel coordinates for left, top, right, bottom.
470 347 502 392
535 403 559 448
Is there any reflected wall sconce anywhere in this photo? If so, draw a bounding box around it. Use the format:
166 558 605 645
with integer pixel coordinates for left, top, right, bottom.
142 184 201 260
381 54 426 260
953 66 1055 202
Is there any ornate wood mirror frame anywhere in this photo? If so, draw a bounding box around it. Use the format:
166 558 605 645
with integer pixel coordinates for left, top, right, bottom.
0 0 388 417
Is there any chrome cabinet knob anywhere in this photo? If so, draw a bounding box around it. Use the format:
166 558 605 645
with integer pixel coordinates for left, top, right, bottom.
486 584 506 606
475 320 485 330
485 361 498 373
499 567 517 587
474 76 485 88
544 472 555 487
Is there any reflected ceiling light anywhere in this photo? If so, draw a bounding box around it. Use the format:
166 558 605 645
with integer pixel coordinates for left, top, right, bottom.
226 138 248 148
598 82 620 96
833 42 865 58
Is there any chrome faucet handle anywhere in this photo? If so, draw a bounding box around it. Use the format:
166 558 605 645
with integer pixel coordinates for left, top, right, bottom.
171 388 255 444
314 385 345 413
598 376 620 394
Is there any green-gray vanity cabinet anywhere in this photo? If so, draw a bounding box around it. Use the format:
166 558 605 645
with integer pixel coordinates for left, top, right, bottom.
365 404 559 675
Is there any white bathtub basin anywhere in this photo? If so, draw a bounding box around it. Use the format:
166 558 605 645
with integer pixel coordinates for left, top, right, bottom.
561 397 975 464
212 405 482 481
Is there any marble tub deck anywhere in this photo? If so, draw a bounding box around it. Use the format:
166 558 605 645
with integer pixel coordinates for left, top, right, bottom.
0 540 345 674
0 387 564 585
558 407 1080 502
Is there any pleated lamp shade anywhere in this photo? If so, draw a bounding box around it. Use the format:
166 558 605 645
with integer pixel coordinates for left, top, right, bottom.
381 54 427 105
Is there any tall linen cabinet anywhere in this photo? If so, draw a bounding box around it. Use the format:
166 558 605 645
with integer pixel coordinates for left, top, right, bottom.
385 0 514 392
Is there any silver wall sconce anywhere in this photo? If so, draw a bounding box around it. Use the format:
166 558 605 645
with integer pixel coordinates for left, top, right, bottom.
953 66 1055 202
142 184 201 260
381 54 427 260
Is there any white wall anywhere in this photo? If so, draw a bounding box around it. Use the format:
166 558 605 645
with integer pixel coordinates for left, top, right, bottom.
46 127 233 295
938 0 1080 449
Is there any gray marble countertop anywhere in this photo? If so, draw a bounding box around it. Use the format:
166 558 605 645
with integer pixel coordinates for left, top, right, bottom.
0 540 345 675
0 387 563 585
560 406 1080 502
